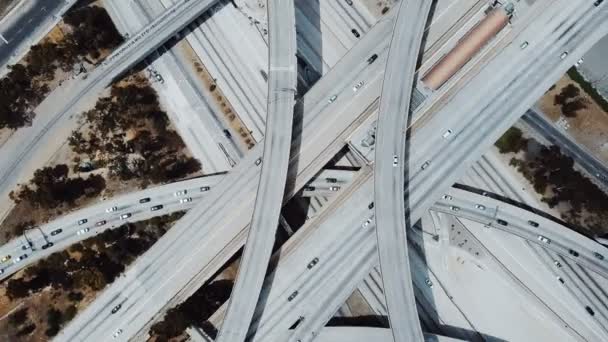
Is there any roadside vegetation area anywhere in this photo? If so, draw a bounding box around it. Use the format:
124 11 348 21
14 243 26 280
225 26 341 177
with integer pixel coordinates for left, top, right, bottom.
0 212 184 341
495 127 608 235
2 71 201 243
148 279 233 341
0 2 123 130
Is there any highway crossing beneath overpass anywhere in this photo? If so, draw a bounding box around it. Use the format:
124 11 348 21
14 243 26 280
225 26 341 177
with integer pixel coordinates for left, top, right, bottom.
55 1 608 340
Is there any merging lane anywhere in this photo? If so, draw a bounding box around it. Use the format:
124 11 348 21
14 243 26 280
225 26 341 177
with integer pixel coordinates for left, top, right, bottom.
215 0 297 340
373 1 432 341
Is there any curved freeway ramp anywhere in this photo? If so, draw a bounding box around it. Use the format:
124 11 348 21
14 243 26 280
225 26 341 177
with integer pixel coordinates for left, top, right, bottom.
373 0 432 341
215 0 297 341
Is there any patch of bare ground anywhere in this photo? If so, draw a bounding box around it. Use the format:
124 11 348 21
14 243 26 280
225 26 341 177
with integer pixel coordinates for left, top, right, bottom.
537 74 608 163
2 71 201 242
0 212 184 341
0 0 17 20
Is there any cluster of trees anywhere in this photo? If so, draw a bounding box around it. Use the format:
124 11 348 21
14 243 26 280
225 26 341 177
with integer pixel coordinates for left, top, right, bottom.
495 127 528 154
9 164 106 209
150 279 233 339
69 83 201 186
4 212 184 337
8 307 37 338
0 5 123 130
510 143 608 233
554 84 588 118
5 212 184 301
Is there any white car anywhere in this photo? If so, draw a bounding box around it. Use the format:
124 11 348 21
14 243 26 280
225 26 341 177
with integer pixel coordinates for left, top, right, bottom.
77 228 90 236
113 329 123 339
475 204 486 210
362 218 372 228
106 206 118 213
393 155 398 167
179 197 193 204
120 213 132 220
328 95 338 103
352 81 364 92
442 129 453 139
520 41 529 49
442 195 452 200
174 190 187 197
538 235 551 244
329 186 340 192
421 161 430 170
450 206 460 212
560 51 568 59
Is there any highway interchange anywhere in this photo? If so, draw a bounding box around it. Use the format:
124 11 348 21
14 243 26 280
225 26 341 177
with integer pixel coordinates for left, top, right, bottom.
1 0 608 341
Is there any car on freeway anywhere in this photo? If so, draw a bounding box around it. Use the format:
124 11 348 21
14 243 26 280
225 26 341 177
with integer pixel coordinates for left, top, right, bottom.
255 158 262 166
393 155 398 167
560 51 568 59
151 205 163 211
569 249 579 257
113 329 123 339
496 219 508 226
527 220 539 227
443 195 452 200
106 206 118 213
50 229 63 236
352 81 364 92
78 219 88 225
595 0 604 7
554 260 562 268
362 218 372 228
345 0 353 5
307 257 319 269
421 161 430 170
475 204 486 210
425 278 433 287
76 228 90 236
174 190 187 197
21 241 33 250
96 220 107 227
288 291 299 301
111 304 122 314
538 235 551 244
557 276 564 284
1 255 11 263
120 213 132 220
41 243 53 250
442 129 453 139
179 197 193 204
586 306 595 316
200 186 211 192
329 186 340 192
326 177 338 183
13 254 27 263
367 54 378 64
368 202 374 209
520 41 529 49
304 186 315 191
450 206 460 212
328 95 338 103
139 197 151 204
594 252 604 260
155 73 164 83
351 28 360 38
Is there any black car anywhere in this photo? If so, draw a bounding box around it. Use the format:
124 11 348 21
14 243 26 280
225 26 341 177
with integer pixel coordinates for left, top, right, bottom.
41 242 54 250
594 0 604 7
496 219 508 226
367 54 378 64
50 229 63 236
351 28 360 38
150 205 163 211
326 178 338 183
527 220 539 228
111 304 122 314
569 249 579 257
304 186 316 191
368 202 374 210
139 197 151 204
586 306 595 316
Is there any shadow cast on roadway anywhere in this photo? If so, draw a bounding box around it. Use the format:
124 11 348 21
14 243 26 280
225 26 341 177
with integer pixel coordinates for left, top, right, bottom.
242 0 322 337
